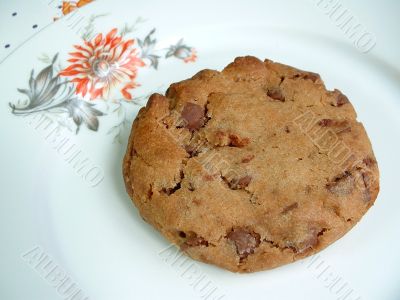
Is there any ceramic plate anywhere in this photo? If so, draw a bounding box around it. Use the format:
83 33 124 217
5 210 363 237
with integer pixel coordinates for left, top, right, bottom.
1 1 399 299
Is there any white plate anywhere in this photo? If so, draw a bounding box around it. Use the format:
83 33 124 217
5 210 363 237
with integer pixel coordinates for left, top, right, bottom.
1 1 399 299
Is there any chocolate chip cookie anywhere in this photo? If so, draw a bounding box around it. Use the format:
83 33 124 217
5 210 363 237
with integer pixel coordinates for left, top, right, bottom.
123 56 379 273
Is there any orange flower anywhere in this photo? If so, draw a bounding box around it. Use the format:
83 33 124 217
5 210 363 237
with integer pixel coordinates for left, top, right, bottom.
60 28 145 100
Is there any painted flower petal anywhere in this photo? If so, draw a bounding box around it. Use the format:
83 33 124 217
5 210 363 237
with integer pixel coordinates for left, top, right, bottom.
76 0 93 8
59 69 82 76
73 44 92 56
105 28 118 45
94 33 103 46
69 51 88 58
84 40 95 50
121 82 140 100
62 2 77 15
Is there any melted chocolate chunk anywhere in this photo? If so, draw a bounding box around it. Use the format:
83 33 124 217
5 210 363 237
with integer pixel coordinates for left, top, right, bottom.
181 102 205 131
336 93 349 106
330 89 349 107
267 87 285 102
228 134 250 147
237 176 252 188
161 182 181 195
281 202 299 214
227 228 260 259
302 72 320 82
229 175 252 190
297 228 326 253
318 119 348 127
326 171 355 196
292 72 320 83
318 119 351 133
181 235 209 251
185 144 199 157
361 171 373 202
188 182 196 192
363 157 376 167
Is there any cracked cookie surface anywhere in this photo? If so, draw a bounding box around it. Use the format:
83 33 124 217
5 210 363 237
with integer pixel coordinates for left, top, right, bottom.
123 56 379 273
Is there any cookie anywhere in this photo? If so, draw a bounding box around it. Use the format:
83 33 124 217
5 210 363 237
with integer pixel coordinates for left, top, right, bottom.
123 56 379 273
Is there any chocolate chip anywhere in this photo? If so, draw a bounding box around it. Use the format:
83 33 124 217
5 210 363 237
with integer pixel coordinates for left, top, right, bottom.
267 87 285 102
241 154 255 163
181 235 209 250
184 144 194 154
238 176 252 188
363 157 376 167
326 171 354 196
184 144 199 157
318 119 334 127
361 172 373 202
298 235 318 253
281 202 298 214
297 228 326 253
228 134 250 147
292 72 320 83
336 93 349 106
318 118 351 133
188 182 195 192
228 175 252 189
318 119 348 127
227 228 260 259
330 89 349 107
302 72 320 83
161 182 182 195
181 102 205 131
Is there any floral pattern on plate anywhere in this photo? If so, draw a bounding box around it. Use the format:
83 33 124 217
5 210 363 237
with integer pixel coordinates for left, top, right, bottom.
9 20 197 141
59 28 145 100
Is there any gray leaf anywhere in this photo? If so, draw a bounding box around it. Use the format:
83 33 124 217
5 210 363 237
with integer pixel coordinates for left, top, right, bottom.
148 55 159 69
85 116 99 131
17 88 30 96
35 65 53 98
64 99 103 133
165 49 174 58
37 78 62 106
29 70 35 93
